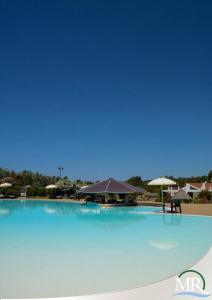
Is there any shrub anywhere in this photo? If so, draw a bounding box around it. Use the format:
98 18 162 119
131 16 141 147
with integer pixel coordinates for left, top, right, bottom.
198 190 211 203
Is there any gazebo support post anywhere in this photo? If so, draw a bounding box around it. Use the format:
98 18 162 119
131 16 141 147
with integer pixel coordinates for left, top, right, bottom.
161 185 165 213
104 193 108 203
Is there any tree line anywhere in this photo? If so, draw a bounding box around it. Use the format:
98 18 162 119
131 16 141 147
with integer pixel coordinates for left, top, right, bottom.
0 167 211 197
0 168 92 197
127 171 212 187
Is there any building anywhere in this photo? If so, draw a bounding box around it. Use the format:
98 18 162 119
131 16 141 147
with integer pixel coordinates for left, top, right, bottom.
183 182 212 198
163 185 179 197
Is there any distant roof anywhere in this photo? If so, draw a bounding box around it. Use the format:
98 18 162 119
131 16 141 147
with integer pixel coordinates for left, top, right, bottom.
172 189 192 200
77 178 146 194
187 183 202 189
187 182 212 191
0 177 14 183
205 183 212 190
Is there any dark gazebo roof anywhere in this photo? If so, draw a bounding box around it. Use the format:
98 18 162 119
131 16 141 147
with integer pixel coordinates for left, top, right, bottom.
77 178 146 194
172 189 192 201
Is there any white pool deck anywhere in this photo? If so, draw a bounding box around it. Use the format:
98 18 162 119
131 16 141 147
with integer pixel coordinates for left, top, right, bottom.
4 247 212 300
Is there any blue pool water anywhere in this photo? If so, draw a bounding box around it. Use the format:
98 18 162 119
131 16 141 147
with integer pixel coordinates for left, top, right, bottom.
0 200 212 298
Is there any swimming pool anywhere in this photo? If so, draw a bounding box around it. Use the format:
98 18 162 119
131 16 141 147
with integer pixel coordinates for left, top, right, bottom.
0 200 212 298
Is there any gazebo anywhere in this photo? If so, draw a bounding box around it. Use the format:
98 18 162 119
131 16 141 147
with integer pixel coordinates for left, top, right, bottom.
172 189 192 201
171 189 192 213
77 178 145 204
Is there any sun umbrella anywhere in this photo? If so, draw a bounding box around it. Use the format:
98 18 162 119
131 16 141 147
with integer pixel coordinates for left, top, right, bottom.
148 177 176 212
148 177 176 186
0 182 12 188
80 185 89 189
45 184 57 189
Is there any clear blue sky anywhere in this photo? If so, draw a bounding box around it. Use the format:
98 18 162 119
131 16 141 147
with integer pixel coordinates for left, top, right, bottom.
0 0 211 181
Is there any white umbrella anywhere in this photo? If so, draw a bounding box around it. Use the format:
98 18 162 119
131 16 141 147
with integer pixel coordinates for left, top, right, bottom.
0 182 12 188
80 185 89 189
148 177 176 212
148 177 176 186
45 184 57 189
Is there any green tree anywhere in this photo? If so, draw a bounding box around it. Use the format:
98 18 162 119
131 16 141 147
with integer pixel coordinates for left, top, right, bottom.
208 170 212 182
27 186 38 197
56 179 74 194
198 190 211 202
126 176 143 187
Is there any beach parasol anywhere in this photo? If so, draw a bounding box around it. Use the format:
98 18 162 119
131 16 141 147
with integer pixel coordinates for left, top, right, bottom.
0 182 12 188
80 185 89 189
148 177 176 212
45 184 58 189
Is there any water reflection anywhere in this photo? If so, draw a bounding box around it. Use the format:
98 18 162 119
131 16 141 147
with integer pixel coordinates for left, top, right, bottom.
0 200 147 230
0 207 11 216
0 200 84 216
75 208 146 230
149 239 179 250
43 207 58 214
162 213 182 226
0 200 200 233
